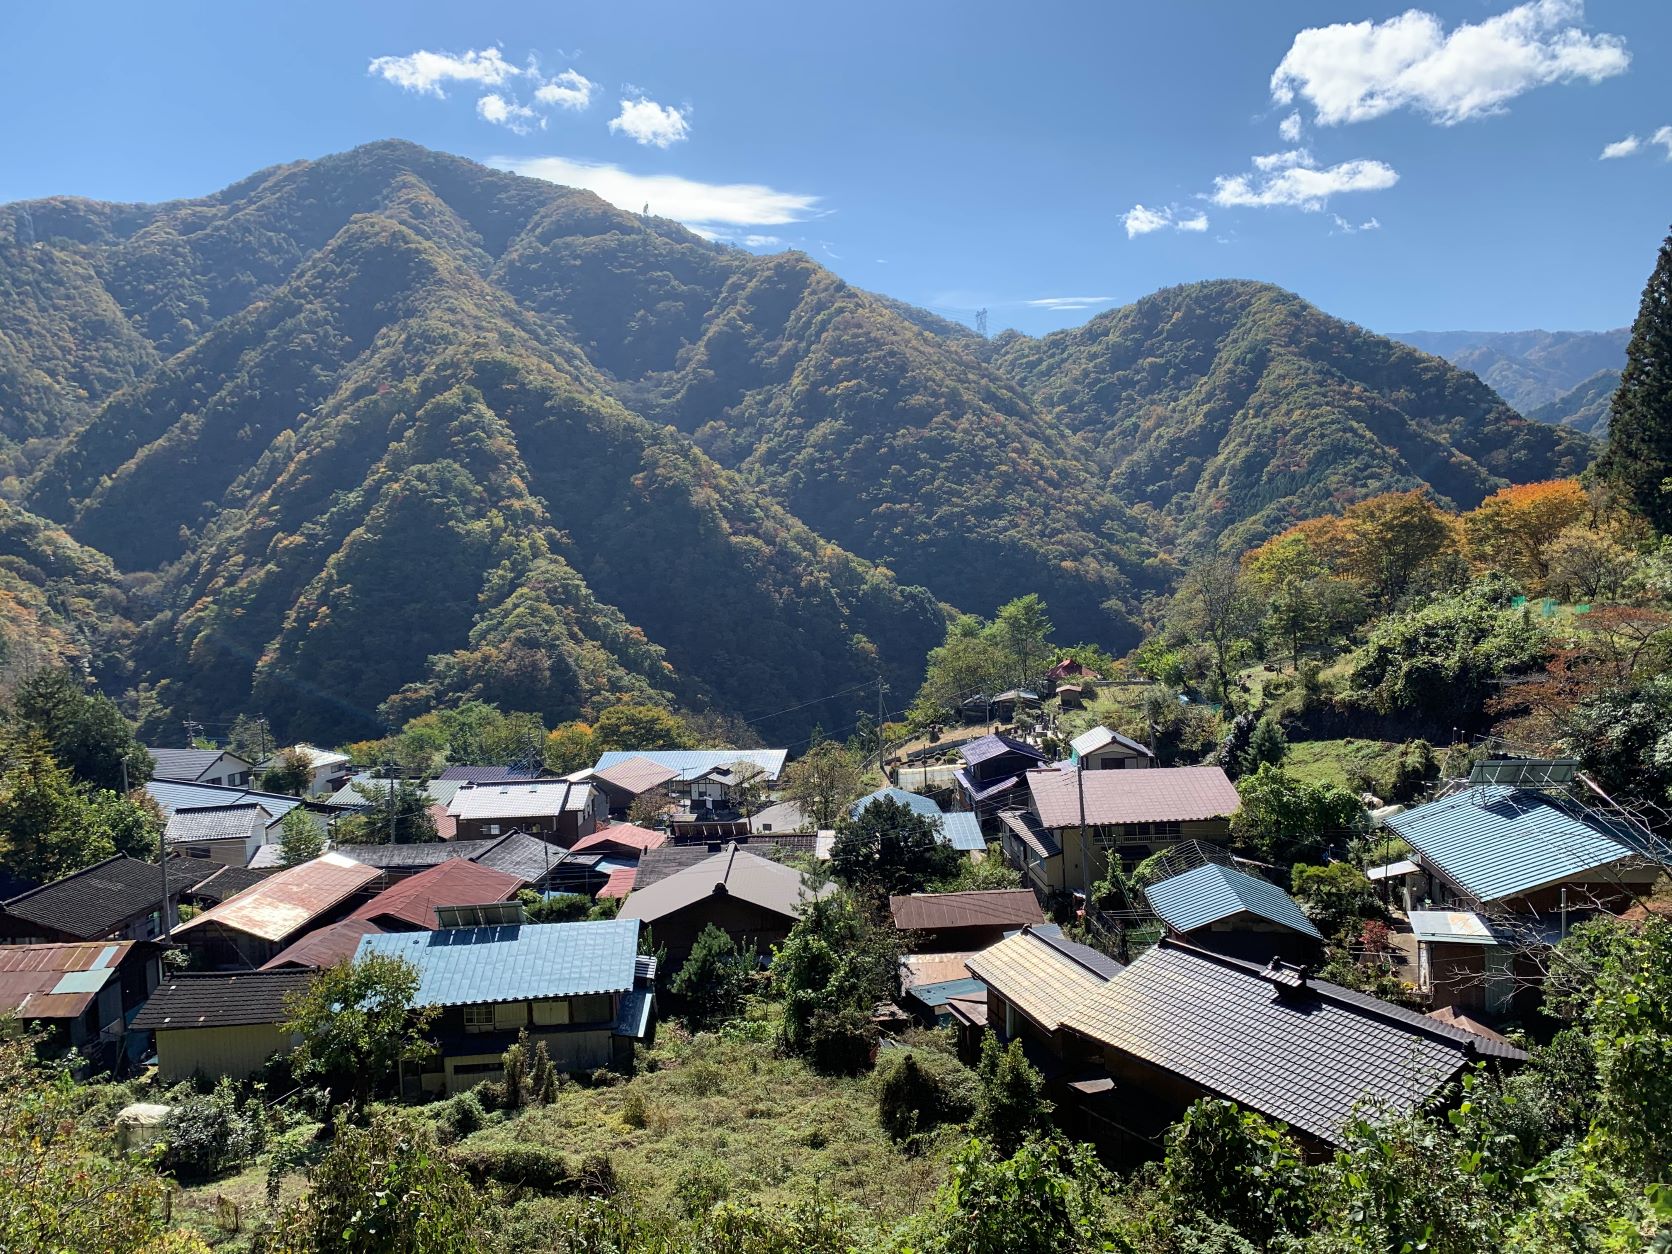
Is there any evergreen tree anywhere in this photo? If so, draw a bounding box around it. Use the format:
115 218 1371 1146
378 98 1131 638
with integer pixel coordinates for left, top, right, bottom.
277 807 326 866
669 923 753 1027
12 667 151 792
830 795 958 894
1599 227 1672 531
0 733 117 882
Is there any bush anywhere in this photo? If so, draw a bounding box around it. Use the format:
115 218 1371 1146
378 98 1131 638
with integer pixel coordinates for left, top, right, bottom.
805 1007 877 1076
434 1089 486 1141
973 1036 1051 1157
161 1081 264 1181
454 1144 573 1194
669 923 753 1028
875 1048 979 1141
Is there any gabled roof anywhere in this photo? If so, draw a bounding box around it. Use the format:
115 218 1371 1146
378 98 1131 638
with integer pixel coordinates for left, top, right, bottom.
258 744 350 772
352 859 526 930
1383 786 1664 904
617 843 834 925
1063 939 1521 1146
437 765 541 784
447 780 576 821
147 747 251 782
164 805 266 846
356 918 642 1007
0 941 144 1020
172 853 379 944
595 867 637 900
181 863 272 904
960 734 1048 768
851 788 943 821
326 776 464 809
890 889 1045 932
571 824 668 855
1027 765 1241 829
1146 864 1323 941
965 925 1119 1032
2 856 206 941
146 779 340 823
327 832 561 883
132 969 315 1031
590 757 681 796
939 812 987 852
260 918 385 970
1069 726 1154 759
591 749 788 783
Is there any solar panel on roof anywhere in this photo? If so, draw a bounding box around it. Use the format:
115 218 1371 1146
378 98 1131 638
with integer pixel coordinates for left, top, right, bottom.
435 901 527 929
1469 758 1578 786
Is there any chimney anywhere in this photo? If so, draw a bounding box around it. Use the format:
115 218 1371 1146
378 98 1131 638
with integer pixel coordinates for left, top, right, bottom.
1258 957 1306 991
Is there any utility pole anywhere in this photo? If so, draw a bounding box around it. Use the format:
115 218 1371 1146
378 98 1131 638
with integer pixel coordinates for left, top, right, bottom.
183 718 203 746
256 716 270 764
384 760 399 844
876 675 887 776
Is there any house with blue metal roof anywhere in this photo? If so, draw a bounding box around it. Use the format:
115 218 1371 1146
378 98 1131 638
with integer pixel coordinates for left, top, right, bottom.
1145 863 1323 965
1381 786 1668 1017
357 918 656 1095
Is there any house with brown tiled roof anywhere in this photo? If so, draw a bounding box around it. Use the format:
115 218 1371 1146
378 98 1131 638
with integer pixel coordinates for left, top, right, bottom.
889 889 1046 952
1006 766 1240 898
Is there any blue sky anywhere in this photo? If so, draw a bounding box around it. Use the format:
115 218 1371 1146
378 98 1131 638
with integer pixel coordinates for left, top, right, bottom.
3 1 1667 336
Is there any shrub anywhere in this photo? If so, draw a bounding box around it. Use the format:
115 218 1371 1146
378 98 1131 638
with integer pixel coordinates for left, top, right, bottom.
669 923 753 1027
675 1154 734 1217
454 1144 573 1194
434 1090 486 1141
875 1047 978 1141
161 1081 264 1181
805 1006 876 1076
621 1088 649 1130
973 1036 1051 1157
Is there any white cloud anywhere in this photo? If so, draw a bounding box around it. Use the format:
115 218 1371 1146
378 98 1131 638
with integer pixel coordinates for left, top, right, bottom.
1271 0 1629 127
1026 296 1120 312
1654 126 1672 157
1600 134 1641 159
1211 155 1399 210
477 94 543 134
1122 204 1208 238
608 97 690 147
1278 111 1304 143
1252 148 1314 172
534 69 596 111
492 155 819 233
742 234 782 247
1331 214 1382 233
368 47 519 97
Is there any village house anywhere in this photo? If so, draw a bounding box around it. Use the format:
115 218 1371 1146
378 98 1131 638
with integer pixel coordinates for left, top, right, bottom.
0 855 207 944
589 750 788 833
1143 862 1324 965
967 927 1525 1160
146 778 339 850
133 969 314 1083
617 842 834 967
176 863 272 910
146 747 256 789
257 744 353 798
1069 726 1156 771
889 889 1046 952
163 804 270 866
171 852 381 969
328 832 574 889
0 940 162 1072
955 734 1048 818
582 756 680 817
446 779 604 845
1377 784 1667 1016
1002 766 1240 899
350 859 527 932
356 917 657 1095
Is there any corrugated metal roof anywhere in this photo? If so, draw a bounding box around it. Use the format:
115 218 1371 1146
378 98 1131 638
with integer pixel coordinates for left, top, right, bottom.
965 926 1117 1032
147 747 250 782
998 810 1060 858
353 860 526 930
590 757 681 796
1367 859 1420 881
1069 726 1154 759
0 940 138 1019
908 977 988 1008
355 919 641 1007
1028 765 1241 829
571 825 668 855
437 766 542 784
592 749 788 783
146 779 333 822
447 781 573 821
851 788 942 821
172 852 380 943
960 735 1047 768
1064 940 1501 1145
1408 909 1499 945
327 776 464 809
940 812 987 852
1384 786 1662 904
1146 864 1323 941
890 889 1045 932
260 918 385 970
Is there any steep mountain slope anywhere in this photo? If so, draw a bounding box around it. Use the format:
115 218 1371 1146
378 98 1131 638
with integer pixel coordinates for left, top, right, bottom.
1529 368 1619 437
1389 327 1627 412
989 281 1596 550
0 498 136 685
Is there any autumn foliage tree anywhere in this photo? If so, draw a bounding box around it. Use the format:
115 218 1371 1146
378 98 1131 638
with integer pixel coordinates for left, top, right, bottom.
1462 479 1590 588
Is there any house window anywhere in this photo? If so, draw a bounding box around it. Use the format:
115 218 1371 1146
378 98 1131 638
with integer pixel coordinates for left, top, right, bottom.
451 1061 504 1077
570 994 613 1024
462 1006 495 1033
486 824 500 836
494 1002 528 1030
186 847 210 859
532 999 571 1026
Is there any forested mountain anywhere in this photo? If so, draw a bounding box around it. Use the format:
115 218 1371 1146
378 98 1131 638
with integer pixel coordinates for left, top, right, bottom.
0 142 1600 743
0 498 137 685
988 281 1594 550
1528 367 1620 436
1389 326 1628 415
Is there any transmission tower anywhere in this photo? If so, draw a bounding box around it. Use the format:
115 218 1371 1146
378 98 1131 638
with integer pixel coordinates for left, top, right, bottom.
975 307 989 337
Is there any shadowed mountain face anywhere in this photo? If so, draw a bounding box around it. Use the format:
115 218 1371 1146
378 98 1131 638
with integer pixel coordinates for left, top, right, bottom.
1388 326 1628 423
0 143 1597 741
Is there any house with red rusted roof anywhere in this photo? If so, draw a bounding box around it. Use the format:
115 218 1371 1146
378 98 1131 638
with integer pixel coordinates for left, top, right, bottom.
172 853 381 969
260 918 385 971
351 859 527 932
889 889 1046 952
0 940 161 1069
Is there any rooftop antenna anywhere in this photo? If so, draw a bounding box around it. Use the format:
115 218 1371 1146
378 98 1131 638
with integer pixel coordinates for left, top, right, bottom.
975 308 989 337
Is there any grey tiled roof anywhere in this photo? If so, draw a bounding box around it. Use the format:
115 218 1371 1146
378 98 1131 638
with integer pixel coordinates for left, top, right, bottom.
133 969 315 1031
147 747 246 781
1065 939 1521 1145
2 856 207 940
181 863 273 904
163 805 264 845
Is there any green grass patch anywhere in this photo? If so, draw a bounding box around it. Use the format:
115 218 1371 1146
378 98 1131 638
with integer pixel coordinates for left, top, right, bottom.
1282 738 1403 791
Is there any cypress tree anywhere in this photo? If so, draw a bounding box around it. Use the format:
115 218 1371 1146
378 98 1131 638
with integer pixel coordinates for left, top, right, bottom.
1598 226 1672 531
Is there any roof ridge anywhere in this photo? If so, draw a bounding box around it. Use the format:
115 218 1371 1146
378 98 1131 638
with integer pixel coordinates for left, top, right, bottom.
1026 924 1116 979
2 853 133 905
